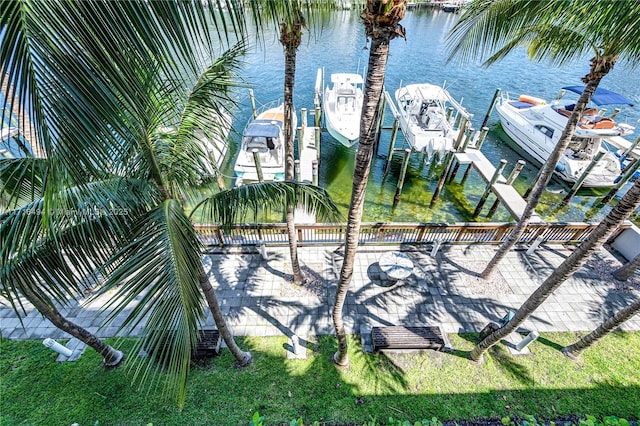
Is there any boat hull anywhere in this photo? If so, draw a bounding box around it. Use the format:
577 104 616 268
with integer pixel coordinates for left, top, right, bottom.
495 99 621 188
322 73 363 148
394 83 471 159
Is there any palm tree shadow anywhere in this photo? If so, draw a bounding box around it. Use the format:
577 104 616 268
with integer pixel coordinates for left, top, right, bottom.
351 339 410 393
489 343 534 385
534 335 564 351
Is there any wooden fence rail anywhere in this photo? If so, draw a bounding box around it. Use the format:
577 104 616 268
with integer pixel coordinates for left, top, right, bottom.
194 222 630 248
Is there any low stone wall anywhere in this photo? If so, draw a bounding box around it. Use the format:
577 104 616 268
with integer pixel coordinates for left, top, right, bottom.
610 223 640 261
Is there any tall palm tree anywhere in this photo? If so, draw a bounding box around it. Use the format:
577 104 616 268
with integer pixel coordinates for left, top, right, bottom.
613 251 640 281
1 0 339 407
447 0 640 279
469 179 640 361
332 0 407 367
245 1 337 285
562 295 640 359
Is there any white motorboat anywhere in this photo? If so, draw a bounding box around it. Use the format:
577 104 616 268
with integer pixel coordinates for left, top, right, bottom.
322 72 364 147
234 103 295 185
495 86 634 188
395 83 472 159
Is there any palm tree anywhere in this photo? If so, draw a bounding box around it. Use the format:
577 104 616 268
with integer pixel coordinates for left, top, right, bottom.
1 0 339 407
612 251 640 281
244 1 338 285
447 0 640 279
469 179 640 362
332 0 407 367
562 295 640 359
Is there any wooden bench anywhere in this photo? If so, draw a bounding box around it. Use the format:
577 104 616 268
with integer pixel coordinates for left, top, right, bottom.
144 329 221 362
371 326 445 352
192 329 221 360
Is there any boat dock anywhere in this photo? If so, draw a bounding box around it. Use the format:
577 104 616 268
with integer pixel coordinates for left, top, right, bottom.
379 90 541 223
294 109 321 224
453 149 542 222
606 135 640 159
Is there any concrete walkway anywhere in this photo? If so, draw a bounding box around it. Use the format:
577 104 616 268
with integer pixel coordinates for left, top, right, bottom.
2 244 639 342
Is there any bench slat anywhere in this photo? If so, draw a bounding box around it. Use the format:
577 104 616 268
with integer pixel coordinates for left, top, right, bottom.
371 326 444 351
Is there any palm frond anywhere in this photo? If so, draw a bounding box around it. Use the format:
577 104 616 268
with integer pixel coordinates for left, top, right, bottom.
192 181 342 227
244 0 338 45
447 0 640 70
1 178 159 287
97 200 206 407
0 157 47 209
159 42 248 203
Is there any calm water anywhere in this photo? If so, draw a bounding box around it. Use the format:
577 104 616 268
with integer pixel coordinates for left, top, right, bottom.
225 9 640 224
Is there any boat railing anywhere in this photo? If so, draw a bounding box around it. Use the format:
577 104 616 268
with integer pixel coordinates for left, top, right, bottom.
194 221 630 248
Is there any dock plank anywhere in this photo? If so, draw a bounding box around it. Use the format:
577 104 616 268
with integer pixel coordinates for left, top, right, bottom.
454 148 542 222
295 125 320 224
605 135 640 160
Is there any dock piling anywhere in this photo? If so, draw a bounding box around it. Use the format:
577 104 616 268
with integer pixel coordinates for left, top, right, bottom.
301 108 307 128
384 118 400 175
461 127 474 153
297 127 304 159
252 148 264 182
314 127 321 160
600 158 640 205
446 107 454 124
473 159 507 218
374 94 387 154
609 108 621 119
430 119 468 206
621 135 640 161
249 88 258 119
475 126 490 150
480 88 501 130
563 151 605 202
394 148 412 204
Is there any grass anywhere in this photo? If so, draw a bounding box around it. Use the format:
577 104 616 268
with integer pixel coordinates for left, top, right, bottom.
1 332 639 425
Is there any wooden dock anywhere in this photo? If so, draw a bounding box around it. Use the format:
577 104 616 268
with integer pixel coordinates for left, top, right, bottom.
294 121 320 224
605 135 640 159
454 149 543 223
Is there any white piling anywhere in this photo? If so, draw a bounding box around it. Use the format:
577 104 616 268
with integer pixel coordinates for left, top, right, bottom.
430 240 442 257
526 236 544 255
515 330 540 351
43 338 73 357
258 240 268 260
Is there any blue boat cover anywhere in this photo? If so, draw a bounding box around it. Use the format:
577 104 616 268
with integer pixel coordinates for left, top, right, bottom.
243 120 282 138
562 86 634 106
509 101 535 109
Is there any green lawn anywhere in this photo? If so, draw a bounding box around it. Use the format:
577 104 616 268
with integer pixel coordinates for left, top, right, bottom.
1 332 639 425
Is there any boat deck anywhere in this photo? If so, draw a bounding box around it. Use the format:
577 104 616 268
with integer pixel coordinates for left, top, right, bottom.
454 149 543 223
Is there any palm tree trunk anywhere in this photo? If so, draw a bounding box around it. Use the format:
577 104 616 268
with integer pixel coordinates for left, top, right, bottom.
481 56 615 279
332 12 402 366
470 178 640 361
198 265 252 366
612 251 640 281
281 17 305 286
21 285 124 367
562 296 640 359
